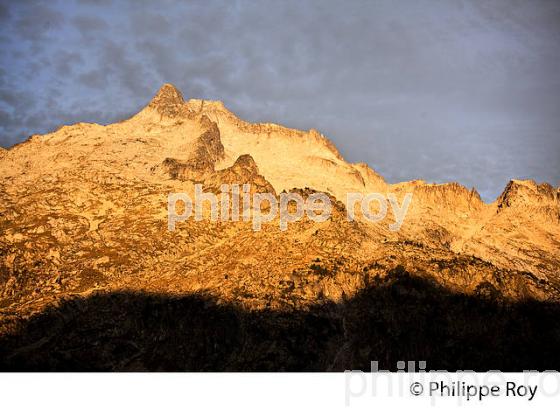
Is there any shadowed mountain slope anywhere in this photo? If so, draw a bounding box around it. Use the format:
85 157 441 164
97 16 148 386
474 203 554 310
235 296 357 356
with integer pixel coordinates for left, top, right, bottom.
0 84 559 371
1 268 559 371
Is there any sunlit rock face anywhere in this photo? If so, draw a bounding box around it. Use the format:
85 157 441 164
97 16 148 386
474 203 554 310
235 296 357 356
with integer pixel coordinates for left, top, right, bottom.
0 84 559 371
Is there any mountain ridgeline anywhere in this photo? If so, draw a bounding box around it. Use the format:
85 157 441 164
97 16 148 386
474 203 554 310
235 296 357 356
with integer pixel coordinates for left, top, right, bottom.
0 84 559 371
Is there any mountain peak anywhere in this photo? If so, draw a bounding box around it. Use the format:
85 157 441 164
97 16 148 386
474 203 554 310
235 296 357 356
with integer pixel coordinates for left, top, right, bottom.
156 83 183 99
148 83 185 117
496 179 558 213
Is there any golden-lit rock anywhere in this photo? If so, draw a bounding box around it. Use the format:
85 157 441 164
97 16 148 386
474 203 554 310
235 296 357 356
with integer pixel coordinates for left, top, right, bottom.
0 84 559 371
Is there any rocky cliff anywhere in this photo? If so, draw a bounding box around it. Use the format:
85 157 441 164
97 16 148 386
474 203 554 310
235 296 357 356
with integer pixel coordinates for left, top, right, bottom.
0 84 558 370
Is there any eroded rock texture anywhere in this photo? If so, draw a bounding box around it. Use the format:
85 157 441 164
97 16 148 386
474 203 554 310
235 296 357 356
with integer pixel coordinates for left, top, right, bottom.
1 84 559 370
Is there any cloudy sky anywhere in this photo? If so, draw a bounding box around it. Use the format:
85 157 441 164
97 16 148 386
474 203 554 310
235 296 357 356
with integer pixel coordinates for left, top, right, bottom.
0 0 559 201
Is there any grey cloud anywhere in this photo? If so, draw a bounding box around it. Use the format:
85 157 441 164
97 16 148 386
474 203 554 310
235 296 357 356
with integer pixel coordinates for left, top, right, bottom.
72 14 109 34
79 69 110 89
0 108 11 126
0 3 9 22
99 39 154 99
129 11 171 37
52 51 85 77
13 3 65 43
135 39 184 85
77 0 114 5
0 88 36 112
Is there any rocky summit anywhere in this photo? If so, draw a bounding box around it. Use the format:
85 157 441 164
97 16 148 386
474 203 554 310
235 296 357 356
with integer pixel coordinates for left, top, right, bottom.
0 84 559 371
